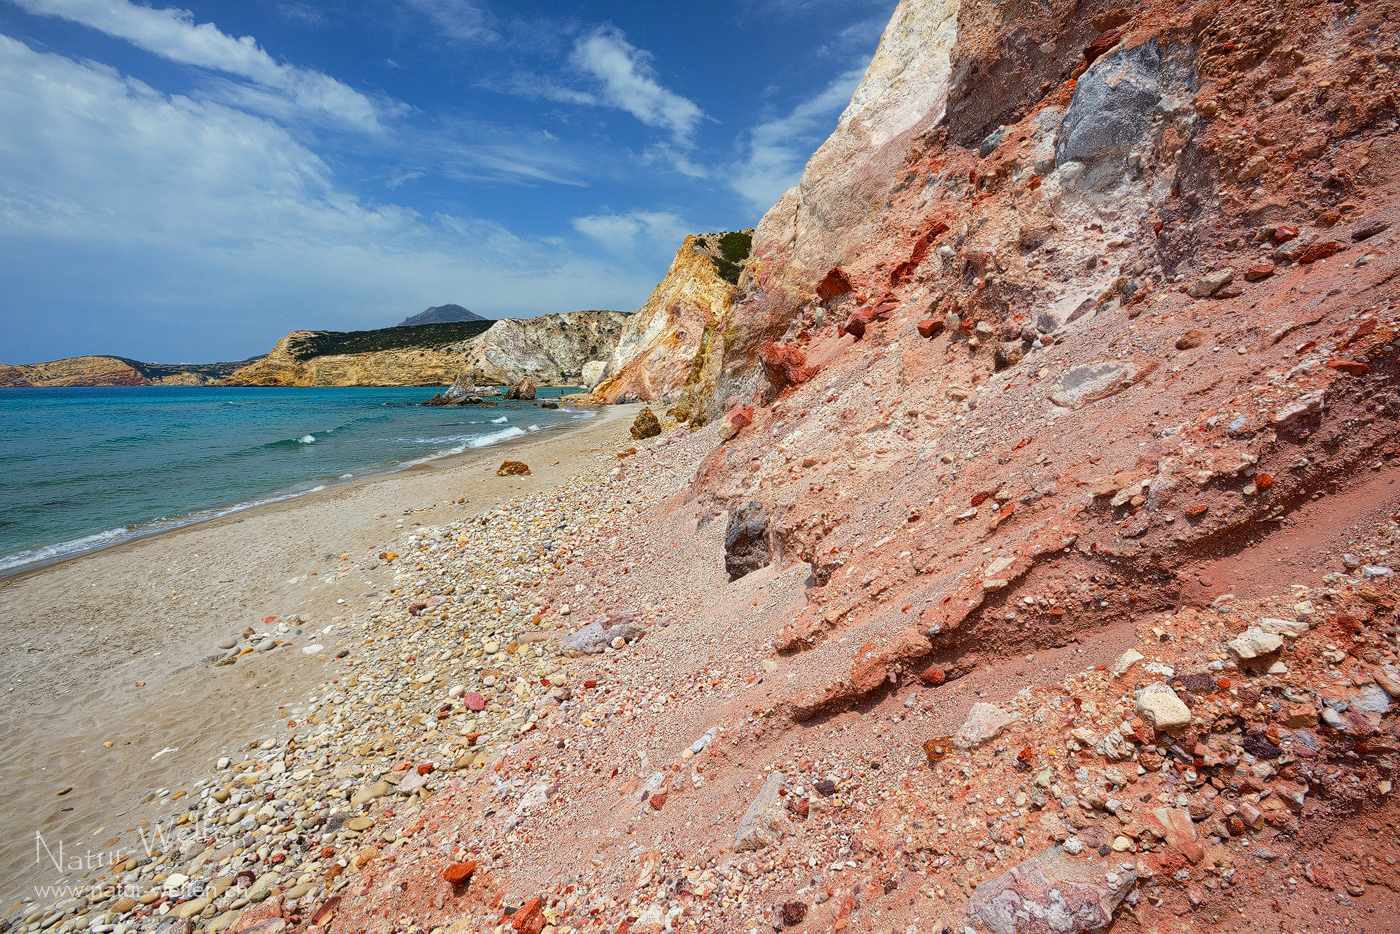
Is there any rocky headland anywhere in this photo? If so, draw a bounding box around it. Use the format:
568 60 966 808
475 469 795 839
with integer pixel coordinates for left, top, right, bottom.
224 311 627 389
8 0 1400 931
0 357 252 388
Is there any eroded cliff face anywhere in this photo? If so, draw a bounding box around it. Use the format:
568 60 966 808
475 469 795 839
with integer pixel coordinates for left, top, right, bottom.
228 311 627 388
590 235 739 405
668 0 1400 723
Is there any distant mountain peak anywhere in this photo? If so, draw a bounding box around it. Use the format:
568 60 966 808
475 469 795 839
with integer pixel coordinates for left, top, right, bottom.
398 304 486 327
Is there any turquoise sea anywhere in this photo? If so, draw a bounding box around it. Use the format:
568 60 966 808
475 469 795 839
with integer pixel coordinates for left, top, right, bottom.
0 385 590 575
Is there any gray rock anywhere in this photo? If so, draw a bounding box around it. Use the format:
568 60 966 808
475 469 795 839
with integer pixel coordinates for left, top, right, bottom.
1188 268 1234 298
964 844 1138 934
979 126 1007 158
1055 41 1189 190
1273 230 1318 262
1353 684 1393 715
954 702 1019 749
1049 362 1145 409
556 618 643 656
1227 627 1284 660
1257 617 1308 638
733 772 790 852
725 501 771 582
218 636 240 650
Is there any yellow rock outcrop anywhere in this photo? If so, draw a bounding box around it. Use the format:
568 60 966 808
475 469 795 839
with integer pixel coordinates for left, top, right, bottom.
590 234 740 406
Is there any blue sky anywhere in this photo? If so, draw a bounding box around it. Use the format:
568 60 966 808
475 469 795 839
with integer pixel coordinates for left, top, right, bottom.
0 0 893 363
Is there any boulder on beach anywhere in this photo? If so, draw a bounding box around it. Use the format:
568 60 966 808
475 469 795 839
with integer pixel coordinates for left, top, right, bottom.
497 460 531 476
630 406 661 439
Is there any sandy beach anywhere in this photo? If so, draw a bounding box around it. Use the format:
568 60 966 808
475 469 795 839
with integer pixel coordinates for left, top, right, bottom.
0 403 640 901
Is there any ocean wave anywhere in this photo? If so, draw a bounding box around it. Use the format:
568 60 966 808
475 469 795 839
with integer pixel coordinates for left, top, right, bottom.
527 424 540 432
470 426 526 448
490 416 508 424
0 485 318 577
0 527 131 573
299 435 316 444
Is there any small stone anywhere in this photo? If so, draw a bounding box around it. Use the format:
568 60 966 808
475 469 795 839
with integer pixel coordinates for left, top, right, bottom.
1188 269 1233 298
496 460 531 476
917 318 946 339
1111 836 1133 852
345 817 373 832
1175 329 1207 350
733 772 790 852
1134 682 1191 729
464 691 486 711
1227 627 1285 660
1258 617 1308 638
1352 220 1390 241
953 703 1019 749
1110 649 1143 678
1353 684 1393 715
443 860 477 886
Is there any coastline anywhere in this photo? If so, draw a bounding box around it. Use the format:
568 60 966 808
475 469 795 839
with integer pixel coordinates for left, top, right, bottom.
0 402 640 900
0 389 598 582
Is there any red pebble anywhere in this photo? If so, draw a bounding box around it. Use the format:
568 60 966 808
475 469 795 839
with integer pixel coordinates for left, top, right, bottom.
919 666 946 686
443 860 477 886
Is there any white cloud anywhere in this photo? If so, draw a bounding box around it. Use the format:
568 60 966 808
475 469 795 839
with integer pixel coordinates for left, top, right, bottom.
10 0 387 130
572 210 692 255
569 27 703 145
730 66 865 208
0 34 651 361
404 0 492 42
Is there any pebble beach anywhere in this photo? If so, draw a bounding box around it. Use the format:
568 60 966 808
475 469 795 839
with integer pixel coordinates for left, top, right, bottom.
0 403 643 924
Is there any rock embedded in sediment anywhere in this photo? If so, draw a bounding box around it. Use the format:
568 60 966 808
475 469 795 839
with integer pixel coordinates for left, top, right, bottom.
497 460 531 476
953 702 1019 749
1227 627 1285 660
964 844 1138 934
724 500 770 581
1134 682 1191 729
557 617 643 656
733 772 791 852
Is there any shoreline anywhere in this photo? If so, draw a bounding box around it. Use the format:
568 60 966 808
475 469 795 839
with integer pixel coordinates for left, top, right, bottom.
0 402 641 901
0 397 601 583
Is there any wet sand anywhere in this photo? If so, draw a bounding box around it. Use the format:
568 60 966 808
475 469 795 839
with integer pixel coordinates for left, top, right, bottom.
0 403 639 899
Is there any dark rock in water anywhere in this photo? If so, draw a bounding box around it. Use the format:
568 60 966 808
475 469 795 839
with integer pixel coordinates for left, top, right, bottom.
505 377 537 401
725 501 770 581
964 844 1137 934
541 400 560 410
630 406 661 440
497 460 531 476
